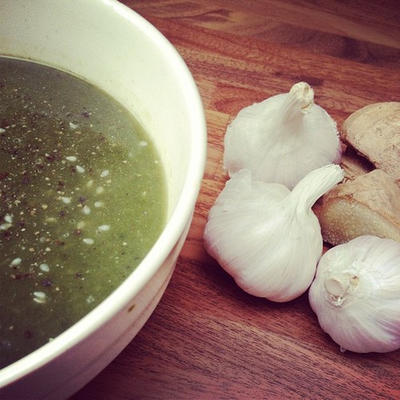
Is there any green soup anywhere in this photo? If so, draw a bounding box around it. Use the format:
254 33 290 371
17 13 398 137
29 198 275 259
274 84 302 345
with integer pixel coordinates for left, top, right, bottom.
0 57 167 368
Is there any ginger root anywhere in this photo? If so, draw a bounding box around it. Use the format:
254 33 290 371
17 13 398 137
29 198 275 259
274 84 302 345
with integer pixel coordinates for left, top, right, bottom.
342 102 400 180
340 146 373 182
314 169 400 246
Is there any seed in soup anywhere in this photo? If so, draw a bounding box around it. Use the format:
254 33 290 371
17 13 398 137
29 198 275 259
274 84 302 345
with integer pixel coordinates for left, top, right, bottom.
0 57 167 368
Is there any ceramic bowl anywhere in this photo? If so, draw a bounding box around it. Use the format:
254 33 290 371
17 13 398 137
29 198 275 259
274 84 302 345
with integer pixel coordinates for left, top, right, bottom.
0 1 206 398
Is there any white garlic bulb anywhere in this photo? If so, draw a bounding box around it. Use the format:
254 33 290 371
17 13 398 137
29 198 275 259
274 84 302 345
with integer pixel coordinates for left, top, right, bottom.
204 164 344 302
224 82 341 188
309 235 400 353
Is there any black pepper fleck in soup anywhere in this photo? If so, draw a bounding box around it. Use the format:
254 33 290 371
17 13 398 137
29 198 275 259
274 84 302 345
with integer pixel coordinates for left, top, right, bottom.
0 57 167 368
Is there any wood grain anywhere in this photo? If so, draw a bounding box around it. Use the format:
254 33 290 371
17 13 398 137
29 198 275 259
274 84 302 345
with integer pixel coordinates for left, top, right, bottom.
73 1 400 399
125 0 400 68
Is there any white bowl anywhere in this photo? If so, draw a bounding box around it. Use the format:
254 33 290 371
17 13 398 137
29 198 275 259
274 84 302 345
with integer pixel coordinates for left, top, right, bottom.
0 1 206 398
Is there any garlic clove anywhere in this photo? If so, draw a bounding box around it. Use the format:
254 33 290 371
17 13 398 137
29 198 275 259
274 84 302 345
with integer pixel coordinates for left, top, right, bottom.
204 164 344 302
223 82 341 188
309 235 400 353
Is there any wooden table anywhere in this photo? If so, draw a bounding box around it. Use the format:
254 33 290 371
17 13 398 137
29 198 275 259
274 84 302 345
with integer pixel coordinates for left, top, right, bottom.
73 1 400 399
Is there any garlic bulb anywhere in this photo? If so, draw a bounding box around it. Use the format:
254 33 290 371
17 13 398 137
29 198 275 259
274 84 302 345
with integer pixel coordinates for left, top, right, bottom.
224 82 341 188
204 164 344 302
309 235 400 353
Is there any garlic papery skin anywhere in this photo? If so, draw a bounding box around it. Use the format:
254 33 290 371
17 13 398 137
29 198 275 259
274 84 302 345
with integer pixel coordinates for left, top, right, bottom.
223 82 341 189
203 164 344 302
309 235 400 353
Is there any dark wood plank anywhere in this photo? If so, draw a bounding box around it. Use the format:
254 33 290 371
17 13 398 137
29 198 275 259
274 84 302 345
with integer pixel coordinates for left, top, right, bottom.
124 0 400 68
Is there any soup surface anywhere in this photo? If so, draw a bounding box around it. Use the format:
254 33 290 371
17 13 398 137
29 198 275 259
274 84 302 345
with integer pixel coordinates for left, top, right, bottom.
0 57 166 368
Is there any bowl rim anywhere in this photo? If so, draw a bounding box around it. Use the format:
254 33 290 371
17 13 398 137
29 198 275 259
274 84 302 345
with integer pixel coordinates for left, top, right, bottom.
0 0 207 386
